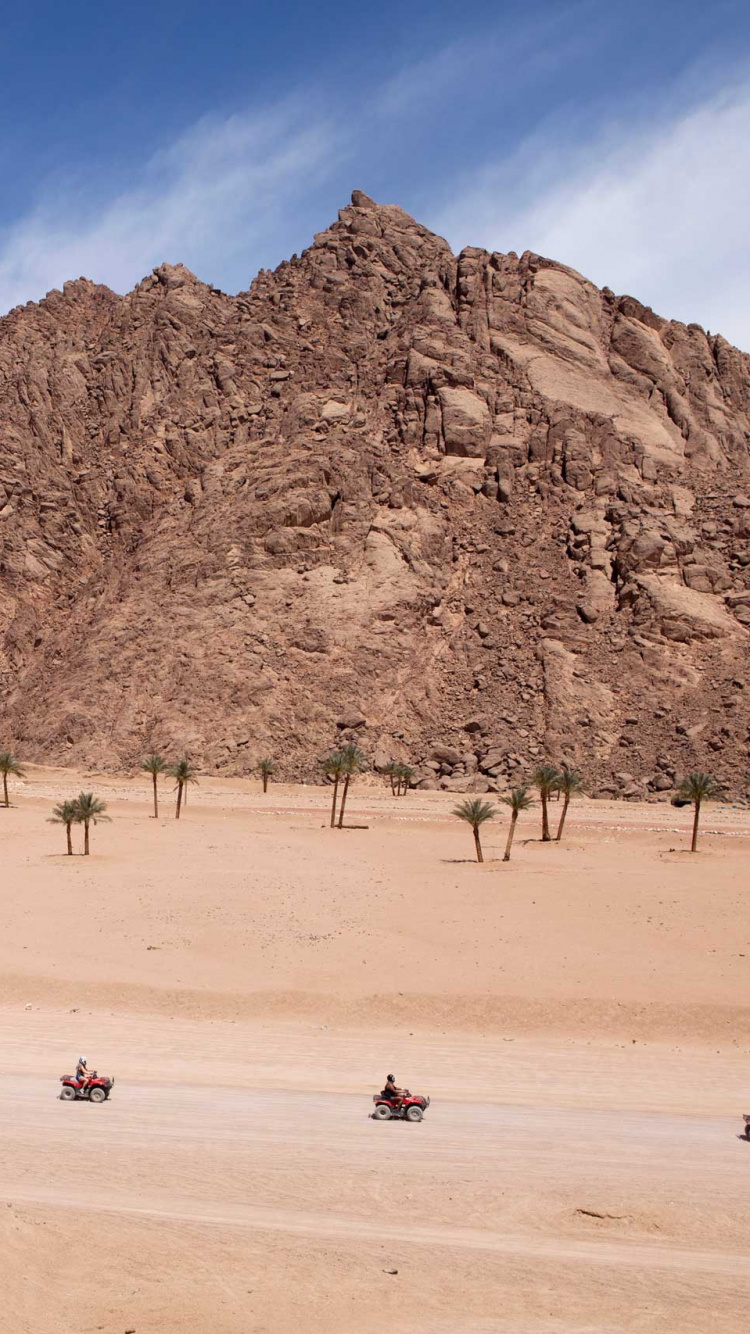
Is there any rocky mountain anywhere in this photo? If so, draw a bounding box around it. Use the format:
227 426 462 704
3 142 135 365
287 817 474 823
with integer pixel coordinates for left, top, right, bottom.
2 190 750 797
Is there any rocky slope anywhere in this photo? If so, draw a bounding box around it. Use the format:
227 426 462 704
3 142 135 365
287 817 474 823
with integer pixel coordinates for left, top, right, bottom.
2 190 750 796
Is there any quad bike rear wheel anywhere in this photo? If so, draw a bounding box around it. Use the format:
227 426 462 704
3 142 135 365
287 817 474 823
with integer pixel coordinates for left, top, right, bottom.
373 1104 392 1120
405 1105 423 1122
60 1086 76 1101
88 1087 106 1104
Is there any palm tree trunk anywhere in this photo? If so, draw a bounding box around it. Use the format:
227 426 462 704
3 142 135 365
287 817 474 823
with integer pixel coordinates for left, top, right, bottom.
2 773 7 806
152 773 159 819
541 791 550 841
473 827 483 863
176 782 183 820
330 775 339 828
263 774 268 794
83 820 90 856
503 812 518 862
556 795 570 842
337 775 351 829
691 799 701 852
66 824 73 856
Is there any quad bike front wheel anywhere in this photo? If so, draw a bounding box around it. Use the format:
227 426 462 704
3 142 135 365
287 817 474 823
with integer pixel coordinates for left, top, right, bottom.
88 1087 107 1104
373 1104 392 1120
60 1086 77 1101
405 1105 423 1122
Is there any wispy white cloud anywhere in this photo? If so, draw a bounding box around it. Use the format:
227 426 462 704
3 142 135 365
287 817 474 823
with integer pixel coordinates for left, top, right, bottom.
0 101 341 310
432 80 750 351
2 34 749 358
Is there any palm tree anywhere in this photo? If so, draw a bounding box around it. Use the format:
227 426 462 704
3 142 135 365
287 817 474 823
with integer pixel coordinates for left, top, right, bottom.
500 786 534 861
48 800 79 855
676 772 724 852
556 768 584 842
531 764 562 841
337 743 368 830
0 751 24 807
398 765 415 796
453 798 496 863
72 792 110 856
169 758 199 819
322 750 346 828
383 762 399 795
258 758 275 794
142 754 167 818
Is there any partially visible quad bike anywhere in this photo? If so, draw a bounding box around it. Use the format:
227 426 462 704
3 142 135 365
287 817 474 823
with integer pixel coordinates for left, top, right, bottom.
743 1114 750 1140
372 1090 430 1122
59 1072 115 1103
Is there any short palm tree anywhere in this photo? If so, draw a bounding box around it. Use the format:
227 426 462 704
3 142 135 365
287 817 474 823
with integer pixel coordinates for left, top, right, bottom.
453 798 496 863
48 799 79 855
142 754 167 818
556 768 584 842
72 792 110 855
531 764 562 841
383 762 399 795
398 765 415 796
258 758 275 794
322 750 346 828
676 772 724 852
169 758 199 820
0 751 24 807
500 786 534 861
337 743 368 829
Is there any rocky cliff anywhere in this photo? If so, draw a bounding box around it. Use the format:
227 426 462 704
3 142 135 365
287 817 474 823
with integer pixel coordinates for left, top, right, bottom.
2 190 750 796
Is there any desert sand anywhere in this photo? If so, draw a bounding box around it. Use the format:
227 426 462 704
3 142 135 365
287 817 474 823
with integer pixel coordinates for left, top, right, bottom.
2 767 750 1332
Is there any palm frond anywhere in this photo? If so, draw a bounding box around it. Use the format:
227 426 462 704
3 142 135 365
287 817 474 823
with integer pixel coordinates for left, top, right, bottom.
453 798 496 826
531 764 562 794
321 749 346 777
168 758 199 784
142 754 167 775
48 800 79 825
500 786 535 813
0 750 24 777
339 743 368 775
72 792 111 823
676 771 724 803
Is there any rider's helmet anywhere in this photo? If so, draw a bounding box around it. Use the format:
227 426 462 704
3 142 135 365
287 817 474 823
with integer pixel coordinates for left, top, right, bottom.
386 1074 395 1081
79 1056 86 1064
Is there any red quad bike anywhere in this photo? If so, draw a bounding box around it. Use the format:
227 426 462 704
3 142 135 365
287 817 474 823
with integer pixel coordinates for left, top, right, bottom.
59 1072 115 1104
743 1114 750 1141
372 1089 430 1123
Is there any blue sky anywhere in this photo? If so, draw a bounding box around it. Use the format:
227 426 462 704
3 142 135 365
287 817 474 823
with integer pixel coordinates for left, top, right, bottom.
2 1 750 347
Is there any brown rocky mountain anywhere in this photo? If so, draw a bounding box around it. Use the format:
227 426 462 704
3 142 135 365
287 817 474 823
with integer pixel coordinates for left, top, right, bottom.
2 190 750 797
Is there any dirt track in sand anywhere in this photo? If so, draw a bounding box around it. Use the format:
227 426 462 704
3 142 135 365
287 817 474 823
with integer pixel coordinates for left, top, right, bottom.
2 769 750 1330
3 1019 750 1333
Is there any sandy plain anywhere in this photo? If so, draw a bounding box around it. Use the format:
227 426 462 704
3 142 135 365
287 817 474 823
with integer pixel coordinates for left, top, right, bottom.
1 766 749 1333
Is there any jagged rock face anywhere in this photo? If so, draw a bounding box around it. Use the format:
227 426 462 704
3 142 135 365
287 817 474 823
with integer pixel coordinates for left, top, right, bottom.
2 191 750 793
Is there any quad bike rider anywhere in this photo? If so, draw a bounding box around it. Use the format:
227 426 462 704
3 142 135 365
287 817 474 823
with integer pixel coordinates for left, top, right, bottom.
383 1074 405 1108
59 1058 115 1103
372 1075 430 1122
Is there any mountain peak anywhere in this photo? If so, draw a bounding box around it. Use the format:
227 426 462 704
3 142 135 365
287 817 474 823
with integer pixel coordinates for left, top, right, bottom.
1 196 750 793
